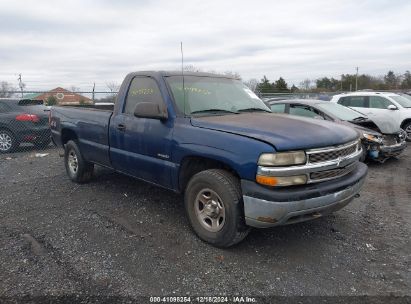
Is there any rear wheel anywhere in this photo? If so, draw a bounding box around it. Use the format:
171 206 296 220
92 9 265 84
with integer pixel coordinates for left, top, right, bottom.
0 130 18 153
184 169 250 247
64 140 94 183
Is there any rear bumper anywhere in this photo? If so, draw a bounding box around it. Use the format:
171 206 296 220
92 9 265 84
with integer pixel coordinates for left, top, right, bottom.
241 162 368 228
15 127 51 143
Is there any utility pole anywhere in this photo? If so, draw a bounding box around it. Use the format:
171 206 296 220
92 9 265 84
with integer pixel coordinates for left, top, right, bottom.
92 82 95 103
18 74 24 98
340 74 343 91
355 67 359 91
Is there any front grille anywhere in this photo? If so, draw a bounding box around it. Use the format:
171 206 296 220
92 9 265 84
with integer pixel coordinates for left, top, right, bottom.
308 142 358 164
310 163 357 181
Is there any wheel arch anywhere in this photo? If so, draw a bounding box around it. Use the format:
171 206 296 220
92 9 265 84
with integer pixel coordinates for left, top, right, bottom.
178 155 240 193
400 118 411 129
61 128 78 146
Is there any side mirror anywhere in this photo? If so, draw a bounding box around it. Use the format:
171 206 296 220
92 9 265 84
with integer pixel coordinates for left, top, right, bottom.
134 102 168 120
387 105 398 110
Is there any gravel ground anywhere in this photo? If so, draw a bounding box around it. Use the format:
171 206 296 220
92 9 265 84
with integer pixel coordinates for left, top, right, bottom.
0 145 410 301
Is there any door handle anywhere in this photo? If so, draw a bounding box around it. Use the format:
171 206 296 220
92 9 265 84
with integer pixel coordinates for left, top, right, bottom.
117 124 126 131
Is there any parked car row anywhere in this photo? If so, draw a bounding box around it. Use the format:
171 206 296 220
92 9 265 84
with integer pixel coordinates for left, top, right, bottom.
330 91 411 141
0 99 51 153
268 98 408 163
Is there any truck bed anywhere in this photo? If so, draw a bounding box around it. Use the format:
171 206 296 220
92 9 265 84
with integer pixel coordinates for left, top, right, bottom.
51 106 113 167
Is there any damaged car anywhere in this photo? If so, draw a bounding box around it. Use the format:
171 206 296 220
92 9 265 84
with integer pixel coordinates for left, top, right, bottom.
268 99 407 163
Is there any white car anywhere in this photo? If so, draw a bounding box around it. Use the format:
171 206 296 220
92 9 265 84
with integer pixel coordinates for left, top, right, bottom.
330 92 411 141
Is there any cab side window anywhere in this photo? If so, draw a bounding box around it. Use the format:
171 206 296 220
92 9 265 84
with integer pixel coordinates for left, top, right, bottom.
289 104 322 118
124 77 163 115
338 96 366 107
270 103 286 113
368 96 393 109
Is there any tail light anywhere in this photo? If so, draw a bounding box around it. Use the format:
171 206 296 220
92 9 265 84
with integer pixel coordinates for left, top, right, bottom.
15 114 40 123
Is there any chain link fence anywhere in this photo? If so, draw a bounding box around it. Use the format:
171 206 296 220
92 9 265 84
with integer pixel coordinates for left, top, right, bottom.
0 91 116 155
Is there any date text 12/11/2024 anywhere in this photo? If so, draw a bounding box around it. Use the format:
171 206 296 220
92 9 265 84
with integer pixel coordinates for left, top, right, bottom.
149 296 257 303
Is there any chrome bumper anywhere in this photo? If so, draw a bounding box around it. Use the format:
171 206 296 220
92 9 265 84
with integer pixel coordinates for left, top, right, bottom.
243 169 367 228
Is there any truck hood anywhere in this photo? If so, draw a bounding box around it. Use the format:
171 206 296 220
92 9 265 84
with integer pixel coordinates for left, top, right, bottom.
191 113 359 151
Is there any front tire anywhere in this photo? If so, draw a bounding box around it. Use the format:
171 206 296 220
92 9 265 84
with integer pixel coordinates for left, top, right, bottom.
0 129 18 153
184 169 250 248
64 140 94 183
403 122 411 142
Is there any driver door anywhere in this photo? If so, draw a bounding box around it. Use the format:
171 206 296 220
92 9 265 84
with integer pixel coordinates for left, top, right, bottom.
109 76 174 188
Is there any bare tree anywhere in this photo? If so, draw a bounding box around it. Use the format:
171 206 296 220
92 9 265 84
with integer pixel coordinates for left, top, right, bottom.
106 82 120 93
0 81 16 98
69 86 80 92
183 64 202 72
222 71 241 79
243 78 259 92
299 79 314 91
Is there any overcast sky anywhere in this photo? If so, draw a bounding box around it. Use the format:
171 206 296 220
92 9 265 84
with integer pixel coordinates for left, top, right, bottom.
0 0 410 91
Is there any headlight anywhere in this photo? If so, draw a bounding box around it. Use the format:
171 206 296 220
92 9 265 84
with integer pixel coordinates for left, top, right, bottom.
258 151 306 166
363 133 383 143
256 174 307 187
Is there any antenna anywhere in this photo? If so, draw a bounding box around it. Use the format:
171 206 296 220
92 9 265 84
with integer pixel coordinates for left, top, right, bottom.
180 42 186 116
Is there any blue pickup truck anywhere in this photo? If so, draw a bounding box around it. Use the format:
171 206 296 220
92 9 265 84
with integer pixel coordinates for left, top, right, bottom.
50 71 368 247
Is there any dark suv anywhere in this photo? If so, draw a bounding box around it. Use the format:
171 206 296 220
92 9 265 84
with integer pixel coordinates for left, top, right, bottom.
0 99 51 153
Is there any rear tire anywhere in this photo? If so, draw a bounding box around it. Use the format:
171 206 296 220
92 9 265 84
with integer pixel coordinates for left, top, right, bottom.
184 169 250 248
64 140 94 183
0 129 18 153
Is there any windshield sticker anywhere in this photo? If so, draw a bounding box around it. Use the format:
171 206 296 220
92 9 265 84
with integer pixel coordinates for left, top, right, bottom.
243 88 260 100
130 88 154 96
174 86 211 95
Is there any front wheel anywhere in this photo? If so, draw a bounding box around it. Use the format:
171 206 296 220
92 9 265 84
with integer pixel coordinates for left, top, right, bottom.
403 122 411 142
64 140 94 183
184 169 249 247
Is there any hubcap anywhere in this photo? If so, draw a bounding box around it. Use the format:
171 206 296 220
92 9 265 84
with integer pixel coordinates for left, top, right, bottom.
194 188 226 232
0 132 12 151
68 150 78 174
406 125 411 141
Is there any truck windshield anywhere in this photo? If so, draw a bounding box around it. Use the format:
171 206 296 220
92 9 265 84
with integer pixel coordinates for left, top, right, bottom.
316 102 366 121
166 76 270 116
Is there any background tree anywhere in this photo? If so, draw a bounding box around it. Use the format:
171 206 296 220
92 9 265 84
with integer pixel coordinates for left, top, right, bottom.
299 79 313 91
384 71 399 89
290 84 299 92
401 71 411 89
256 76 274 93
0 81 16 98
274 77 289 92
46 95 58 106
